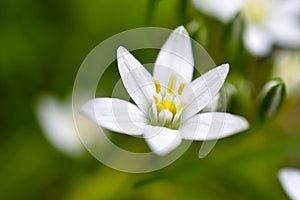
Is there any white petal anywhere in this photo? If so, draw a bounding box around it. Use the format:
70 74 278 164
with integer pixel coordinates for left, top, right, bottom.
278 168 300 200
192 0 245 23
36 95 84 157
149 104 158 124
181 64 229 122
117 46 155 113
243 25 274 56
266 15 300 47
275 0 300 17
81 98 147 135
179 112 249 140
154 26 194 89
144 125 182 156
202 93 220 112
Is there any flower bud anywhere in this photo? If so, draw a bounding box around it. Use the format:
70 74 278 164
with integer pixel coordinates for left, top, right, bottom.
257 78 286 122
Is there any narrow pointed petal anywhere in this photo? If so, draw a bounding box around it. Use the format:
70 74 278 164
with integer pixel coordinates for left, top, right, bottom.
154 26 194 89
117 46 155 113
144 125 182 156
243 25 273 56
192 0 245 23
36 95 84 157
81 98 147 135
181 64 229 122
179 112 249 140
278 168 300 200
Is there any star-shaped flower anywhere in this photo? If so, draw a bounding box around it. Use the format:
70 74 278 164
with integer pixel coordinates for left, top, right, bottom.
279 168 300 199
81 26 249 156
192 0 300 56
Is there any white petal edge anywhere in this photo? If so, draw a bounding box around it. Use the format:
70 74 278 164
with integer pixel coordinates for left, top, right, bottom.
243 25 274 56
179 112 249 140
266 14 300 48
278 168 300 200
144 125 182 156
181 64 229 122
202 93 220 112
154 26 194 88
81 98 147 136
117 46 155 113
36 95 84 157
192 0 245 23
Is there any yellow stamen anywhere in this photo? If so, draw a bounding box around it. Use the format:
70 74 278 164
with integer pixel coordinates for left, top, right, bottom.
153 78 161 93
167 75 176 94
159 100 177 115
153 94 161 104
178 82 187 95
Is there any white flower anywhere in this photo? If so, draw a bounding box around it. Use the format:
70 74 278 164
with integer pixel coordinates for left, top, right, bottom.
192 0 300 56
36 94 98 158
81 26 249 156
278 168 300 200
193 0 245 23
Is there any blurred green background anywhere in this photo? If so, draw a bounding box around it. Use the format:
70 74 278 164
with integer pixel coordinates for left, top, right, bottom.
1 0 300 199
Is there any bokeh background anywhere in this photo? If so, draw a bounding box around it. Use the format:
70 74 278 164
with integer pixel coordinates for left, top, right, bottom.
1 0 300 199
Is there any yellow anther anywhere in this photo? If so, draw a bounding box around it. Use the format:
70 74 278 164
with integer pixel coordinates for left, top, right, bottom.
153 77 161 93
178 82 187 95
167 75 176 94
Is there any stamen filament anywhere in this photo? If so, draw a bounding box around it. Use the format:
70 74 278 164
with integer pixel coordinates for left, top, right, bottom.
167 75 176 94
153 94 160 104
150 74 184 129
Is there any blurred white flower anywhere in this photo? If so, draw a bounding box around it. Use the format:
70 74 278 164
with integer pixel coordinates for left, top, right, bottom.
36 94 98 158
278 168 300 199
81 26 249 156
192 0 300 56
193 0 244 23
272 50 300 95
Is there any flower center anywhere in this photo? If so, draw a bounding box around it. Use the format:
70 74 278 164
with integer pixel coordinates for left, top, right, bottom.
157 100 177 115
242 0 270 24
149 75 187 129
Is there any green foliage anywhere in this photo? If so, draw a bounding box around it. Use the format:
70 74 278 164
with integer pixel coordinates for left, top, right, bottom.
0 0 299 199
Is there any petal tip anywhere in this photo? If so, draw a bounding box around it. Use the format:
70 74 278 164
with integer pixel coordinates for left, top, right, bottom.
241 117 250 130
278 167 300 199
217 63 230 75
174 25 188 36
234 114 250 132
117 46 129 57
